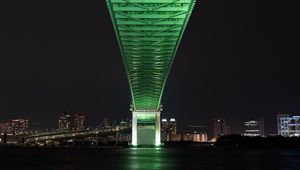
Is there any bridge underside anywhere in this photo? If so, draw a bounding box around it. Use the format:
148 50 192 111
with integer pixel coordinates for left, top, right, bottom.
106 0 196 146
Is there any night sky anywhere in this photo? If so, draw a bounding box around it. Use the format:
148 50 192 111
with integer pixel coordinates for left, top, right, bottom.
1 0 299 136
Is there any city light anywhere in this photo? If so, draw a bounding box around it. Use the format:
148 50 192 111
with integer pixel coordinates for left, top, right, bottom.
1 0 299 169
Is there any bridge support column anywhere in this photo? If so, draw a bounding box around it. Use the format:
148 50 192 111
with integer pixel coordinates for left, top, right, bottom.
132 111 160 146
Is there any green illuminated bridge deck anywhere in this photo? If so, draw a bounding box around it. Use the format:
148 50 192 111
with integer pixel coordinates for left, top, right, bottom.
106 0 196 111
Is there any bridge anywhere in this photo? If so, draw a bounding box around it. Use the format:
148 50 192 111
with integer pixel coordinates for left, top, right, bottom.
24 125 131 144
106 0 196 146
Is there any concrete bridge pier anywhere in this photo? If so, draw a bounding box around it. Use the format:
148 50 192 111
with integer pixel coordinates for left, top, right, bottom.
132 111 161 146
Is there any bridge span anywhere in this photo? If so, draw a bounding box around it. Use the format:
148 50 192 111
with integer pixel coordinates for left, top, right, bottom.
24 125 131 144
106 0 197 146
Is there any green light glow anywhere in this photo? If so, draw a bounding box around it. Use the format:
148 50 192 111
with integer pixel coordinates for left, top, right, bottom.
128 148 164 170
106 0 196 111
132 111 160 145
155 143 160 147
136 113 155 121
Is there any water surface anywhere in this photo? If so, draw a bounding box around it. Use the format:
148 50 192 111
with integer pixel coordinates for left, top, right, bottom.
1 147 300 170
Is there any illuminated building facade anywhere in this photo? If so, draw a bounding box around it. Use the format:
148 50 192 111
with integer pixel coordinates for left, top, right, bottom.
58 112 71 131
213 118 230 139
74 112 86 131
169 134 181 141
169 118 177 135
0 122 13 134
11 119 29 135
181 132 207 142
182 133 193 141
193 133 208 142
243 118 264 137
277 113 300 137
106 0 196 146
0 119 29 135
161 118 177 142
161 119 169 141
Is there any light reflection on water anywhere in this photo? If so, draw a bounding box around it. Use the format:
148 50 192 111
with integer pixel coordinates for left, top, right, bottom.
1 147 300 170
122 148 300 170
279 149 300 170
126 148 168 170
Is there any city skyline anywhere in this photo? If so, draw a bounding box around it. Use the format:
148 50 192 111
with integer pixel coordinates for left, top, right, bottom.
0 111 293 138
1 0 300 136
1 112 300 143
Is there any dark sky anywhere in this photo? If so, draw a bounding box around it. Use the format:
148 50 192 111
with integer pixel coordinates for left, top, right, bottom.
0 0 299 136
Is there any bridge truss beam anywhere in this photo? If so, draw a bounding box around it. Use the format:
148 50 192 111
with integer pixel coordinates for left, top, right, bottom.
106 0 196 146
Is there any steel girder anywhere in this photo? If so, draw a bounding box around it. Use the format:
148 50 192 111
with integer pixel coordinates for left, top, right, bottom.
106 0 196 111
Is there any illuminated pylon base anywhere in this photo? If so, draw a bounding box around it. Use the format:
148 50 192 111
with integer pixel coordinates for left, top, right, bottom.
131 111 161 146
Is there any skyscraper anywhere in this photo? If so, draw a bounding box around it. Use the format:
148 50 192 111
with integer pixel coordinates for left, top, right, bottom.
161 119 169 142
74 112 86 131
0 122 13 134
58 112 71 131
213 118 230 139
0 119 29 135
161 118 177 142
169 118 177 135
11 119 29 135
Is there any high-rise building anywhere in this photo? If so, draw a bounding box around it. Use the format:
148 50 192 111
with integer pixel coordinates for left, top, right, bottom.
58 112 71 131
169 118 177 135
0 122 13 134
161 119 169 141
161 118 177 142
74 112 86 131
243 118 264 137
213 118 230 139
0 119 29 135
11 119 29 135
277 113 300 137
